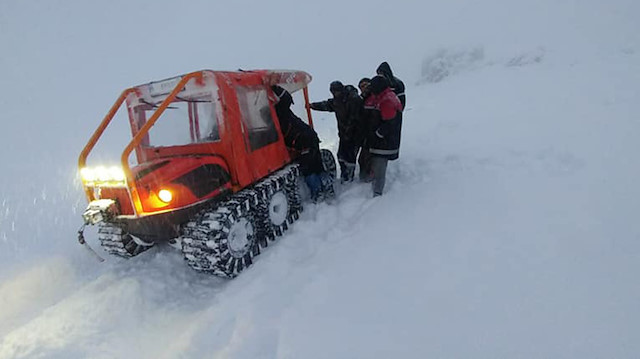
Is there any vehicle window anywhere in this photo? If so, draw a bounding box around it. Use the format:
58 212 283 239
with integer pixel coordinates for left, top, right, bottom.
144 101 191 147
197 101 220 142
134 95 220 147
290 88 310 125
235 86 278 151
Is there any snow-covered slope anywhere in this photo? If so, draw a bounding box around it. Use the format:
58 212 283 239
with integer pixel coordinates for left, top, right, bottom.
1 1 639 358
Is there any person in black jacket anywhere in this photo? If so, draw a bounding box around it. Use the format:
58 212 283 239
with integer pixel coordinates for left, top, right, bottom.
376 62 406 110
367 76 403 197
272 85 334 201
273 85 318 151
310 81 363 183
357 77 376 182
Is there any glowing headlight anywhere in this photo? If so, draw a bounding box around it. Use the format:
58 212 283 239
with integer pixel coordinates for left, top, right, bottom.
80 166 126 184
109 166 126 181
95 166 111 181
158 189 173 203
80 167 97 182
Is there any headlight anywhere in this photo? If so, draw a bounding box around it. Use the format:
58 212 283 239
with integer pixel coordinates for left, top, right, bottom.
80 167 97 182
109 166 126 181
80 166 126 185
158 189 173 203
95 167 111 182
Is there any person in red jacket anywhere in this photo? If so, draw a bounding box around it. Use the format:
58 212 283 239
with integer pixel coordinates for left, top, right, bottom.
368 75 403 196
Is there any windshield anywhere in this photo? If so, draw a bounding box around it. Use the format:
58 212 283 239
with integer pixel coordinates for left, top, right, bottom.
134 96 220 147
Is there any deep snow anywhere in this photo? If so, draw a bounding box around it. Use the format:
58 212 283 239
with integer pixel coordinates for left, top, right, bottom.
1 0 640 358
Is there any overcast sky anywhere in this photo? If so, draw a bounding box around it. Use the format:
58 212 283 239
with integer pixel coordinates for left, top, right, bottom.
0 0 637 244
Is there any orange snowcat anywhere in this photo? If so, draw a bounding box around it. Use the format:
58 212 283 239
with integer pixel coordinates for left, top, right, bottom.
77 69 336 277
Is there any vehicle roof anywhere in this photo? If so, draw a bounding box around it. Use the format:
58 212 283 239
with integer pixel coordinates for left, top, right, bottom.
134 69 312 89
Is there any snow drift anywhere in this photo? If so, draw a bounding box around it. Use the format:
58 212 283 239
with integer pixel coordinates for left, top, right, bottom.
1 0 639 357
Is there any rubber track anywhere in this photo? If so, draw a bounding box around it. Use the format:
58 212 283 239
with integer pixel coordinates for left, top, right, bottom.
180 164 302 277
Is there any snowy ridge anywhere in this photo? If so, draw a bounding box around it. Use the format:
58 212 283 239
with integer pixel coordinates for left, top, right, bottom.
2 48 640 357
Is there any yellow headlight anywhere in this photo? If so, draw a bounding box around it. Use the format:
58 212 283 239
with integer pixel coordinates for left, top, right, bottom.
158 189 173 203
80 166 126 184
80 167 97 182
109 166 126 181
95 166 111 182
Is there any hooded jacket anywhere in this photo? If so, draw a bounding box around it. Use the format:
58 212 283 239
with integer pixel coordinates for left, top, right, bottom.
368 77 403 160
272 85 319 151
376 62 406 110
360 91 379 148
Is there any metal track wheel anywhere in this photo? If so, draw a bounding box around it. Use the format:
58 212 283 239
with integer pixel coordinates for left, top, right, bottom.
180 190 262 278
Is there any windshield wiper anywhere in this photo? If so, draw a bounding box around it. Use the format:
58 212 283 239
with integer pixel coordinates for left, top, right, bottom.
175 96 212 103
141 99 178 109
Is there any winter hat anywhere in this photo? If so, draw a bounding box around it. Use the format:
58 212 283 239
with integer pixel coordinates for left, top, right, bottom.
329 80 345 93
376 62 393 79
369 75 389 95
344 84 359 97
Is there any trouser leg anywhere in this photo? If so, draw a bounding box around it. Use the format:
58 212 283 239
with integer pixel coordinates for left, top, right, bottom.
371 156 388 196
297 146 330 201
304 173 321 199
358 146 372 182
296 144 335 202
338 140 357 182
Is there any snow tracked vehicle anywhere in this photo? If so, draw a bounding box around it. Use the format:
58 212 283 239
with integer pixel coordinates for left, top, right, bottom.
77 69 336 277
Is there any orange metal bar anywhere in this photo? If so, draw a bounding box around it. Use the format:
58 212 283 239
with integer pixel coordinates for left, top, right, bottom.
78 88 136 202
303 87 314 128
120 71 204 216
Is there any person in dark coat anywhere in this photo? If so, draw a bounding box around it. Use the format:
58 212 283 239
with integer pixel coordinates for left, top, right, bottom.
273 85 319 152
367 75 403 197
309 81 363 183
357 77 377 182
272 85 334 201
376 61 406 110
